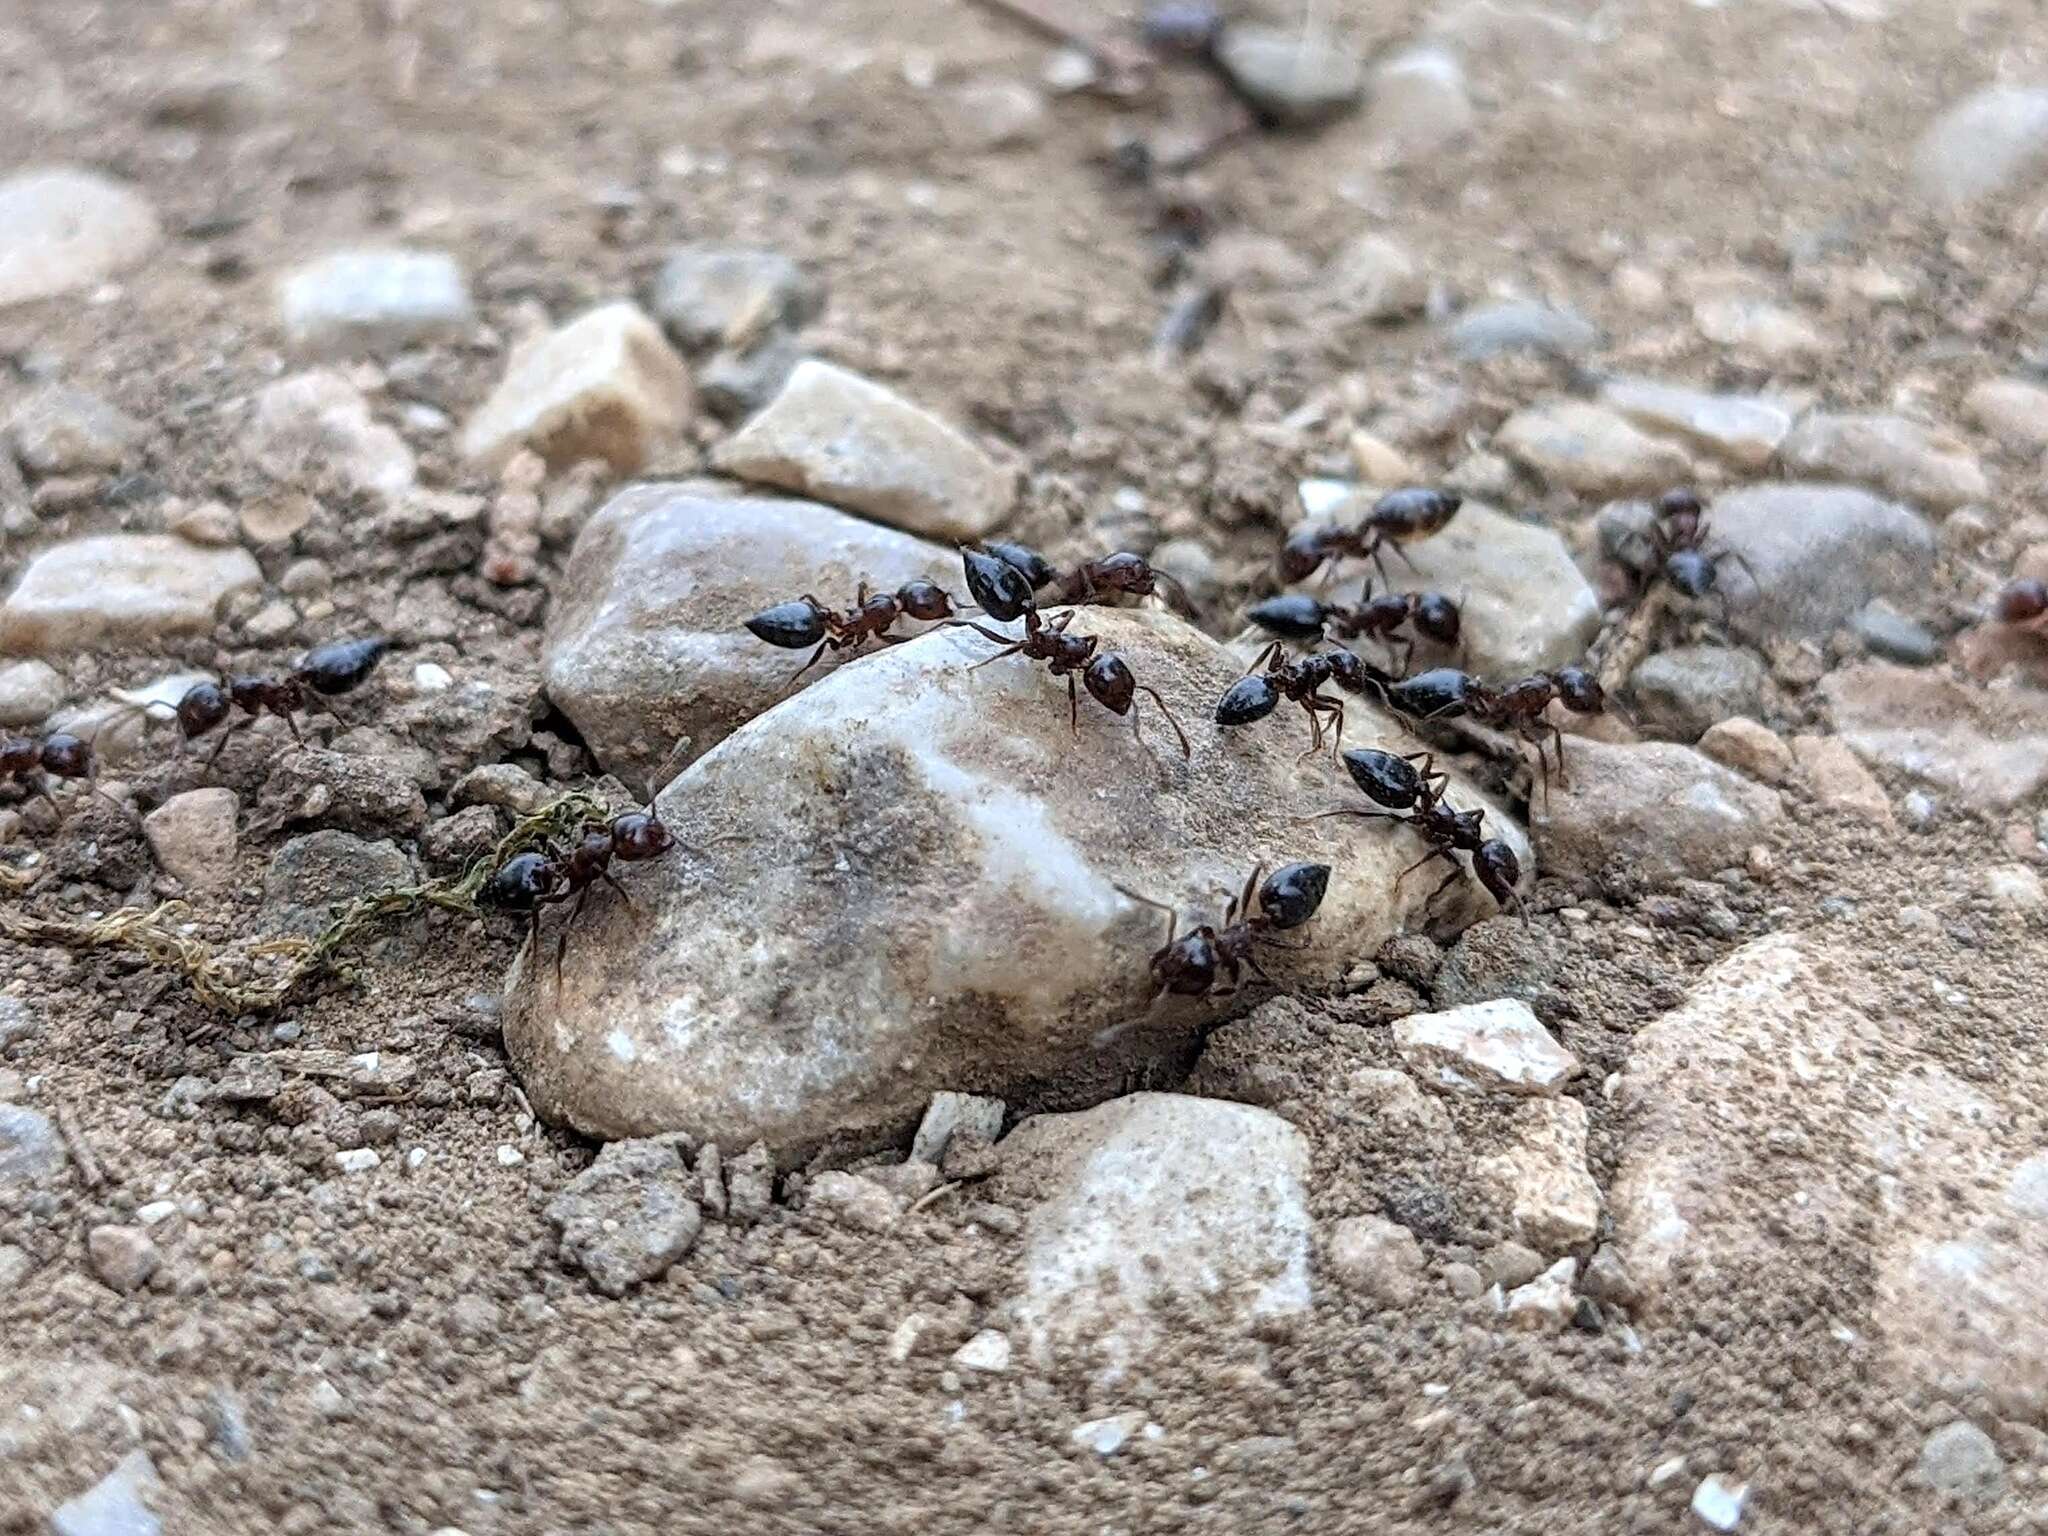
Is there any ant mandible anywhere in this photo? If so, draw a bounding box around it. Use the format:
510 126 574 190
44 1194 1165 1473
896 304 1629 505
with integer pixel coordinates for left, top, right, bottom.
948 607 1191 759
745 580 961 683
1 731 101 819
173 637 390 765
1309 753 1523 919
1279 486 1462 584
1214 642 1391 758
1246 585 1462 671
1628 488 1759 620
1118 860 1331 1000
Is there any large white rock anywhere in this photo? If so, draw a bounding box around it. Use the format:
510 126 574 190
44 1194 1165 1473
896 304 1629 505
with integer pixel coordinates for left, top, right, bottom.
1779 412 1989 512
1911 85 2048 209
711 360 1016 542
504 609 1528 1153
1495 399 1695 498
0 535 260 655
997 1094 1312 1372
1393 998 1578 1096
461 302 692 474
246 371 416 501
0 168 160 308
541 481 956 789
1317 498 1601 676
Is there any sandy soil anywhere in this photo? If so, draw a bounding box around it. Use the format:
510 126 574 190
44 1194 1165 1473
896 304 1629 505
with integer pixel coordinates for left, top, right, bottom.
4 0 2048 1530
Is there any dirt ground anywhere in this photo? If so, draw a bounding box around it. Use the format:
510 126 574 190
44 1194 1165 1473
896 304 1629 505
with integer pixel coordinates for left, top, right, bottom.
5 0 2048 1530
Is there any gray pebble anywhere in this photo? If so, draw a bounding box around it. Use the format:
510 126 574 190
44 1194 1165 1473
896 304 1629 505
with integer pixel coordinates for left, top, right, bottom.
546 1138 703 1294
50 1449 163 1536
1901 790 1939 830
1629 646 1768 741
649 245 823 353
0 1102 66 1194
1918 1420 2005 1505
263 830 414 938
699 334 804 424
1447 300 1598 361
1852 599 1940 665
1212 23 1364 126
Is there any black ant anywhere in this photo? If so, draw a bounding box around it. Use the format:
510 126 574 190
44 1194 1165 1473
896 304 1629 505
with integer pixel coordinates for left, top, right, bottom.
172 637 390 765
949 607 1191 758
1214 642 1392 758
0 731 101 819
969 544 1191 614
1280 487 1462 584
745 580 960 683
1625 488 1759 620
479 800 682 986
1372 665 1605 797
1118 860 1330 1000
1246 586 1461 671
1310 752 1523 919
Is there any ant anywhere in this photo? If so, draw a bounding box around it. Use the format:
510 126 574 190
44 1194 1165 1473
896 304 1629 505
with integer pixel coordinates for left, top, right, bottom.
1309 752 1523 919
745 580 961 683
1046 552 1191 612
949 607 1191 758
969 544 1191 614
1995 577 2048 627
0 731 101 819
1372 665 1605 797
173 637 390 765
1246 585 1462 671
1279 487 1462 584
1624 488 1759 620
1118 860 1330 1000
1215 642 1392 758
478 800 682 986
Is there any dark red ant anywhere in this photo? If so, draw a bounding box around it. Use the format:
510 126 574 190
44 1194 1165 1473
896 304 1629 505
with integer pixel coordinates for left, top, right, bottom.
1995 577 2048 627
745 580 960 683
1214 642 1392 758
972 544 1191 614
1626 488 1759 620
1047 552 1191 612
0 731 101 818
1246 586 1461 670
1118 860 1330 1000
173 637 390 764
479 801 682 985
1309 754 1523 919
949 607 1191 759
1280 487 1462 584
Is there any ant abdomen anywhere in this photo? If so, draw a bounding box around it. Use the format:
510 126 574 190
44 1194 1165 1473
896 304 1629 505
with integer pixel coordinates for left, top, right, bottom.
1996 578 2048 625
1258 862 1329 929
962 548 1037 622
983 540 1056 592
745 600 829 650
1664 548 1718 598
610 811 673 861
1343 748 1428 809
1246 593 1329 640
896 581 956 623
298 637 391 696
176 683 232 740
1216 674 1280 725
1473 839 1522 909
39 734 92 780
1386 667 1475 721
479 851 560 913
1412 593 1461 646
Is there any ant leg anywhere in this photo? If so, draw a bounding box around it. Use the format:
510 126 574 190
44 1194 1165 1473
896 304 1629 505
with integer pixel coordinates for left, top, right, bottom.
553 888 589 993
1068 674 1081 738
1241 950 1276 986
1386 541 1420 573
1424 864 1465 907
785 640 835 686
1241 640 1282 679
1134 685 1191 760
1228 864 1263 927
1394 848 1455 887
203 717 249 770
1549 722 1570 791
1113 883 1179 950
1294 807 1409 825
966 645 1025 673
600 869 636 909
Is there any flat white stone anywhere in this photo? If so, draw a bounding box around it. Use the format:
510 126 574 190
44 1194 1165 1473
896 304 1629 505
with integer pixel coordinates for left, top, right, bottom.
1394 999 1579 1096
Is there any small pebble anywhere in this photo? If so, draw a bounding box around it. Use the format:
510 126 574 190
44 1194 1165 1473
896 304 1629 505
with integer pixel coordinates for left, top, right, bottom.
1691 1474 1748 1531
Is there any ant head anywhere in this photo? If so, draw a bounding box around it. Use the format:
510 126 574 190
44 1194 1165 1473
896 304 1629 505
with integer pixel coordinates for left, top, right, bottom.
1278 528 1331 583
1246 593 1328 641
1995 577 2048 625
1413 592 1461 645
982 540 1056 592
1082 653 1137 716
176 681 231 739
299 637 390 696
1215 674 1280 726
39 733 93 780
1473 838 1522 909
896 581 955 623
1449 807 1487 850
1342 748 1424 809
1553 666 1605 714
1664 548 1717 598
479 851 558 913
1372 487 1462 538
1388 667 1474 721
611 810 673 862
744 599 829 650
1258 862 1330 931
962 548 1036 623
1157 929 1221 995
1655 486 1704 522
